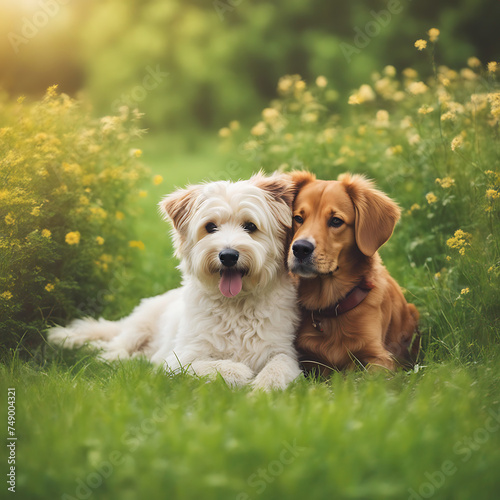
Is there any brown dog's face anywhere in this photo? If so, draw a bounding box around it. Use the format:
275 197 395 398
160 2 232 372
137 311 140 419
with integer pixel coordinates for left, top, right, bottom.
289 180 357 277
288 171 401 278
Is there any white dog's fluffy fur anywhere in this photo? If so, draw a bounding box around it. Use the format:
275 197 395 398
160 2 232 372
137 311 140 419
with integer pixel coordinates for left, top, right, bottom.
48 173 302 390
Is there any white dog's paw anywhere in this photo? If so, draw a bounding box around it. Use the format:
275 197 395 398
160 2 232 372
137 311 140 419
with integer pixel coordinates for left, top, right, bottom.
252 354 303 391
217 362 255 388
192 360 255 388
96 346 131 361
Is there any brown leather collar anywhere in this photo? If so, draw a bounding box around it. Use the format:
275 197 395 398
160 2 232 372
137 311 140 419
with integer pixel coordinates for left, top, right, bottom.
304 279 374 332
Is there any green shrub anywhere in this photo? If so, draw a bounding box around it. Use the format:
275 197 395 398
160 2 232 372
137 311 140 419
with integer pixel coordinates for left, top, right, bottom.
0 87 150 356
222 35 500 359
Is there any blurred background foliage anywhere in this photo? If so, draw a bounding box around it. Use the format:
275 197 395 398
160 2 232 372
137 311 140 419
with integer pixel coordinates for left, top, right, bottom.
1 0 498 130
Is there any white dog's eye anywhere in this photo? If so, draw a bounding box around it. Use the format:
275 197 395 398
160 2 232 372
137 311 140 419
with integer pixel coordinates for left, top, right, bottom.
205 222 218 233
243 222 257 233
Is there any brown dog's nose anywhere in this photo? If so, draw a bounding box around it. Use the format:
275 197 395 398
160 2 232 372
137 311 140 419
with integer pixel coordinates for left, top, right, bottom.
292 240 314 261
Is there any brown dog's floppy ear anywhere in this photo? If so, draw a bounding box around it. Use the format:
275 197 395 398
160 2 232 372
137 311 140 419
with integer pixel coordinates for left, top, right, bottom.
339 173 400 257
287 170 316 199
158 185 201 235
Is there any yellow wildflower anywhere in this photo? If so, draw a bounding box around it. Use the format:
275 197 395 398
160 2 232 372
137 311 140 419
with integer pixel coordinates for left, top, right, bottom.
488 61 498 73
46 85 58 98
428 28 440 42
408 81 428 95
5 213 15 225
96 236 105 245
441 111 456 122
414 39 427 51
386 145 403 156
31 206 41 217
262 108 280 123
451 136 463 152
434 272 441 280
426 192 438 204
316 76 328 88
383 65 396 77
487 93 500 120
403 68 418 79
251 121 267 136
229 120 240 131
348 84 375 105
447 229 472 252
486 189 499 200
115 211 125 221
218 127 231 138
130 149 142 158
1 291 13 300
65 231 81 245
461 288 470 295
42 229 51 238
277 75 294 94
348 94 362 105
129 240 145 250
139 190 148 198
153 175 163 185
418 105 434 115
45 283 55 292
460 69 476 81
435 177 455 188
89 207 107 219
375 110 390 127
295 80 306 92
446 256 451 262
467 57 481 68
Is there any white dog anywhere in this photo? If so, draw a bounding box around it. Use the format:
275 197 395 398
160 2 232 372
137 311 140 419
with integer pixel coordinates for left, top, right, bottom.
48 173 302 390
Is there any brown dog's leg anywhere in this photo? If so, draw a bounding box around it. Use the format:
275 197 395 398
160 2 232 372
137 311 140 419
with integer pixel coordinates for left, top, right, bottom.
357 345 395 371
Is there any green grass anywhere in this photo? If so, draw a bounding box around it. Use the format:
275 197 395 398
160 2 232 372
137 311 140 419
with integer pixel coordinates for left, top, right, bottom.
2 352 500 500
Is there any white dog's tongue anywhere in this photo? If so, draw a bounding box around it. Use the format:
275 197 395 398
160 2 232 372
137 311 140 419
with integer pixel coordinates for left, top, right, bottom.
219 269 243 297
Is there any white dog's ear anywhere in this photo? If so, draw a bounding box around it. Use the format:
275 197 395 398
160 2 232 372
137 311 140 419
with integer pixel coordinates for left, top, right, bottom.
339 173 401 257
158 185 201 235
251 172 294 209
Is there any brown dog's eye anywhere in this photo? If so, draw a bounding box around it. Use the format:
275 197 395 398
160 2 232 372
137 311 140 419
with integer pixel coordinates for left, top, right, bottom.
328 217 344 228
205 222 218 233
293 215 304 224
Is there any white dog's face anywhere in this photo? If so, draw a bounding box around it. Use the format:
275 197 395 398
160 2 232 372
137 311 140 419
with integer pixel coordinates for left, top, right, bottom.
159 174 293 297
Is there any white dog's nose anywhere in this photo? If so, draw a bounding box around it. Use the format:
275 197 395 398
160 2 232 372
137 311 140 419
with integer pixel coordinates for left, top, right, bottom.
219 249 239 267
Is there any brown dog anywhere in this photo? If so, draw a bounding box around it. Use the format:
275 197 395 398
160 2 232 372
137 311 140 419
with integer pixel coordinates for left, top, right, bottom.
288 171 419 374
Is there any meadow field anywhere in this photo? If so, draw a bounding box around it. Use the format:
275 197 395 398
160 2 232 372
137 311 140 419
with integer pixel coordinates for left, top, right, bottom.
1 2 499 499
